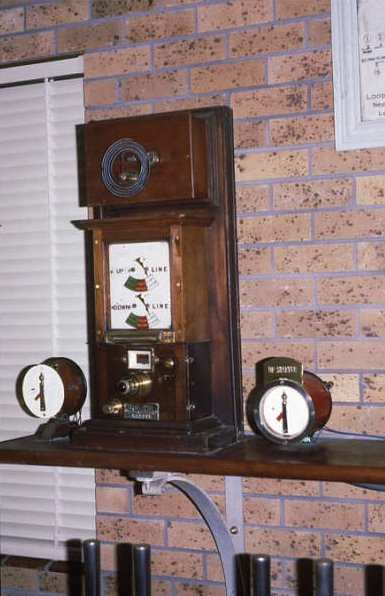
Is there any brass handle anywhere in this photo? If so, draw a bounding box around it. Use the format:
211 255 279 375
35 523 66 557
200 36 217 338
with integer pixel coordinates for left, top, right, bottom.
117 150 159 184
102 398 123 415
116 373 152 398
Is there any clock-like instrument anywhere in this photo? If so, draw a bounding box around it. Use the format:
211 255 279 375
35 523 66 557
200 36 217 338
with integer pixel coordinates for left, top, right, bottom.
16 357 87 440
247 357 332 444
72 107 242 453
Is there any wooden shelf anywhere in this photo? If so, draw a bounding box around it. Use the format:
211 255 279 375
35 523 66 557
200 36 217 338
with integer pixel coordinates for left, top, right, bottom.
2 434 385 485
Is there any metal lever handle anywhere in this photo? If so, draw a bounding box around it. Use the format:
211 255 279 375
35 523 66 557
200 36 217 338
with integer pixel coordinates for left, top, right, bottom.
314 558 334 596
118 150 159 183
236 553 271 595
83 539 100 596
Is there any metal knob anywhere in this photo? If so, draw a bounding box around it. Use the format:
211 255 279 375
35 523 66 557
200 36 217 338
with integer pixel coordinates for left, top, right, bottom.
116 373 152 397
163 357 175 370
102 399 123 415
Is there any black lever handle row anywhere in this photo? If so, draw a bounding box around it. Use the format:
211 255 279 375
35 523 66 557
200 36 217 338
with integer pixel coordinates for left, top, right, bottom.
82 540 333 596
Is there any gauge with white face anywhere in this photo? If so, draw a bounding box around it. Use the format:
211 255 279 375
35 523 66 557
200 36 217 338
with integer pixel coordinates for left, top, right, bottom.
251 380 315 444
19 364 65 419
17 357 87 420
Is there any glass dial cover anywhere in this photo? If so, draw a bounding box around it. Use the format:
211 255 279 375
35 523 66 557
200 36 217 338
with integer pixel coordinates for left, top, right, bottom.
256 381 314 443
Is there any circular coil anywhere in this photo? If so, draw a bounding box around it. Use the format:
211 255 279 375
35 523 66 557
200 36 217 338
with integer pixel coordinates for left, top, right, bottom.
101 138 150 197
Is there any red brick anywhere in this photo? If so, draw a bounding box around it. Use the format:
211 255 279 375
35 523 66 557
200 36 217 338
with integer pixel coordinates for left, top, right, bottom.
326 533 385 564
163 0 200 4
242 341 313 369
154 94 227 113
92 0 158 18
236 184 270 212
363 373 385 402
323 482 383 499
334 566 365 596
232 84 307 118
119 70 187 101
312 146 385 175
235 149 308 181
97 516 164 545
244 496 280 524
360 239 384 272
316 373 360 402
39 570 68 594
360 309 385 338
205 554 224 582
269 113 334 145
243 477 320 496
245 527 321 558
152 550 203 579
276 309 356 338
167 521 216 551
191 59 264 93
96 469 133 484
238 247 271 275
58 21 121 53
234 120 266 149
174 582 225 595
275 243 354 273
230 22 304 57
356 174 385 205
84 79 116 107
238 213 310 243
198 0 273 32
186 475 225 491
26 0 88 28
126 9 195 43
269 49 332 84
240 311 273 339
0 32 55 63
242 373 255 400
154 35 225 68
273 178 352 210
317 275 385 305
328 404 385 435
96 486 129 513
318 341 385 370
0 7 24 35
152 579 171 594
84 103 151 122
240 278 313 308
314 208 385 239
310 81 333 109
1 566 38 591
85 46 150 78
132 491 198 518
308 17 331 46
276 0 330 19
285 500 365 531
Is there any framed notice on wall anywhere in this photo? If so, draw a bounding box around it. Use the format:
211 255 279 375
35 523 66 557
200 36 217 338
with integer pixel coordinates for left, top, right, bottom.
332 0 385 150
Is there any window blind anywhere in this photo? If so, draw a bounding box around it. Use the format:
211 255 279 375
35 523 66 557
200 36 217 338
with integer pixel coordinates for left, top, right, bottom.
0 59 96 559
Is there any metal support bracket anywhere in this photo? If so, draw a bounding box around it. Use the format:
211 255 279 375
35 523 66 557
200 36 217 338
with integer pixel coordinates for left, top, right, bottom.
129 472 244 595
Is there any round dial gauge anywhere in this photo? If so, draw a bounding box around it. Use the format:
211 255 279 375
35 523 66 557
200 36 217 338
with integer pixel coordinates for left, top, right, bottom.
19 364 65 419
249 380 315 444
17 357 87 419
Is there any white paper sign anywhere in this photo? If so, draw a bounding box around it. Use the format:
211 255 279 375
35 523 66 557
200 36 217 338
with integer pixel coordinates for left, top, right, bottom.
358 0 385 120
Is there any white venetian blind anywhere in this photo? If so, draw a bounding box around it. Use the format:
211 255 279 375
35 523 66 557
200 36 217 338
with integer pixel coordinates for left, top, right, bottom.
0 58 96 559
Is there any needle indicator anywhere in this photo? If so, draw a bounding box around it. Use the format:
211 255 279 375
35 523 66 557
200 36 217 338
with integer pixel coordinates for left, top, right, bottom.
281 391 288 435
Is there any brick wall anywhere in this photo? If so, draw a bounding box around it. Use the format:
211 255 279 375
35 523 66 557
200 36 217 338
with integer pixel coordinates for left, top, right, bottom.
1 0 385 594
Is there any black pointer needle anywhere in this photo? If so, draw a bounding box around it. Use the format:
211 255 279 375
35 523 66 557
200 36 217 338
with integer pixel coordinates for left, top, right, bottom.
281 392 288 435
